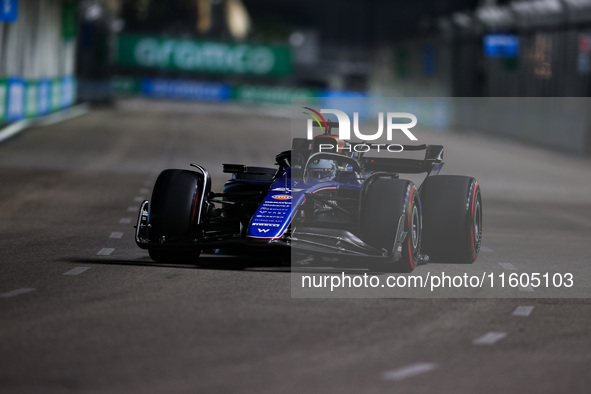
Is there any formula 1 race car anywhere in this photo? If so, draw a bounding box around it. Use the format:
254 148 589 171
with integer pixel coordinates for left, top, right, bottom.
135 128 482 273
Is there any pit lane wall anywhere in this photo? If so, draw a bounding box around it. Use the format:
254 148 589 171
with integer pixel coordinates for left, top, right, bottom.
451 98 591 155
0 0 77 126
367 97 591 155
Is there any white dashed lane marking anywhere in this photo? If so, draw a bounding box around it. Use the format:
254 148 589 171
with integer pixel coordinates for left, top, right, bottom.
519 285 534 292
480 246 494 253
133 196 144 203
381 363 438 381
513 306 534 316
139 188 149 194
0 288 35 298
119 218 132 224
110 231 123 239
127 206 137 212
97 248 115 256
64 267 90 276
498 262 517 270
472 332 507 345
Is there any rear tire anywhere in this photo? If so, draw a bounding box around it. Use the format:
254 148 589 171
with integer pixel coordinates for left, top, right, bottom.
148 169 203 263
360 177 421 273
420 175 482 263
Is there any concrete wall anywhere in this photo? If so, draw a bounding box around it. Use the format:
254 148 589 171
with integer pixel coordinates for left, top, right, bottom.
367 98 590 155
451 98 590 154
0 0 77 124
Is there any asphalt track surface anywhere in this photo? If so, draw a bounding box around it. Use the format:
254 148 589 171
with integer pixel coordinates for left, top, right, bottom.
1 100 590 393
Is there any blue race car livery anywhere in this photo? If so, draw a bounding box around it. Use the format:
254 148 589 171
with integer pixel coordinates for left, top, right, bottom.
135 131 482 272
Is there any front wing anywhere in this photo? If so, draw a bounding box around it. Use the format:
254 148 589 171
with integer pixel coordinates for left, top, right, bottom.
135 200 429 264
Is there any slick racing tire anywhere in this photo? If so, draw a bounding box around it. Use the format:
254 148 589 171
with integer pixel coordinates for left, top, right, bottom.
148 169 202 263
420 175 482 264
360 177 421 273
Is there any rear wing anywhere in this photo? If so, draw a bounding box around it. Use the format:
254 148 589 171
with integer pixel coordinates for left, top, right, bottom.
291 138 444 175
358 144 444 175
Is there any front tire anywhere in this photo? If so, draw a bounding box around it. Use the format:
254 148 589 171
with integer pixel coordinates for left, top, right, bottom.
360 177 421 273
420 175 482 263
148 169 203 263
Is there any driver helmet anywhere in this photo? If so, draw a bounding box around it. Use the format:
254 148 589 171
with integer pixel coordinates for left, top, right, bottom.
307 159 336 181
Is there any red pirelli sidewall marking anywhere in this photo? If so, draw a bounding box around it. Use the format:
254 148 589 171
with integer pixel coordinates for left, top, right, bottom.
191 189 200 224
470 181 479 259
408 186 416 269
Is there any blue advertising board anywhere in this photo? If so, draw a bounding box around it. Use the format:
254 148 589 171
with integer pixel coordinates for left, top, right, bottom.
37 79 51 116
0 80 6 123
0 0 18 22
61 75 75 108
140 78 232 102
484 34 519 58
6 77 25 122
423 45 437 76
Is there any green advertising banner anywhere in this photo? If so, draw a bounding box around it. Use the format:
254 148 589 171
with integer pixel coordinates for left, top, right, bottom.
115 34 292 77
0 79 6 123
234 85 318 105
51 78 61 111
111 76 140 94
61 0 77 40
25 81 38 118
